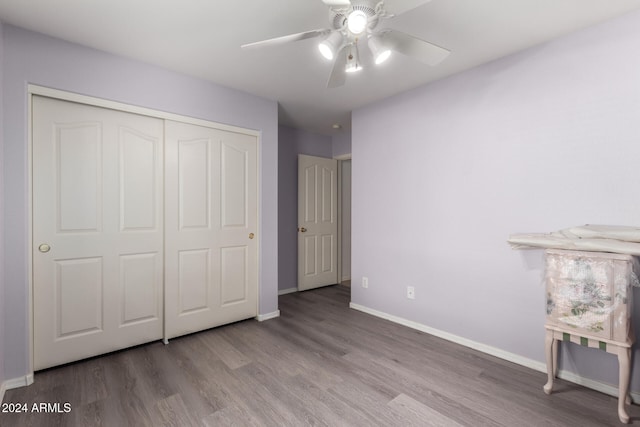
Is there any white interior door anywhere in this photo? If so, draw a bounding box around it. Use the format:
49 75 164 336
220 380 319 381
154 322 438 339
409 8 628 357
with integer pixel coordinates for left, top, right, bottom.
164 120 258 340
32 96 164 370
298 154 338 291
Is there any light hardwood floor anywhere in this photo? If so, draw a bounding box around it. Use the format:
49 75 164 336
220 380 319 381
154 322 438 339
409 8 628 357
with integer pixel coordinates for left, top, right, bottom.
1 285 637 426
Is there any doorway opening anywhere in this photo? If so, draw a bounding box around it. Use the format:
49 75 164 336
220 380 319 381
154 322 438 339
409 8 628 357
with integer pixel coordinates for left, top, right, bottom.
338 158 352 289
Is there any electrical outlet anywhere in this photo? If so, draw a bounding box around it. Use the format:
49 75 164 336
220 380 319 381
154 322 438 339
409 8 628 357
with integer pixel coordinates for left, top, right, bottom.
407 286 415 300
362 277 369 288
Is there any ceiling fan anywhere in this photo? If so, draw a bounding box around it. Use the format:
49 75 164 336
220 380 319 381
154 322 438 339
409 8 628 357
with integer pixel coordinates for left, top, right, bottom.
241 0 450 88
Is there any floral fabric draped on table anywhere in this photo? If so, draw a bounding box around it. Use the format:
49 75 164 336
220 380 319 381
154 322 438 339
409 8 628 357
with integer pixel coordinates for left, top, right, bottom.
544 250 640 337
508 224 640 333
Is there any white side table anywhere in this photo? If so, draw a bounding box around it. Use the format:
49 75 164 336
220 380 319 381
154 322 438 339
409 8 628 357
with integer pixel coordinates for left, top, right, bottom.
543 249 639 424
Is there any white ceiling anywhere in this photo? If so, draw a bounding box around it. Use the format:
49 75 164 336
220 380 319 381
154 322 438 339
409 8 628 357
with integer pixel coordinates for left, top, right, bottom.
1 0 639 136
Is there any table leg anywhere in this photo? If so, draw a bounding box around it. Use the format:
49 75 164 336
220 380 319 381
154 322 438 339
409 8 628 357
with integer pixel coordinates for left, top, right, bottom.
552 338 558 377
617 346 631 424
544 329 555 395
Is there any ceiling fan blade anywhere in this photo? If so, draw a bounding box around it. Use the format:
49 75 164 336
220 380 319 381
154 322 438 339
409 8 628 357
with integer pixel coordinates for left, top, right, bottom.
384 0 432 17
380 30 450 66
327 46 348 88
241 29 330 49
322 0 351 7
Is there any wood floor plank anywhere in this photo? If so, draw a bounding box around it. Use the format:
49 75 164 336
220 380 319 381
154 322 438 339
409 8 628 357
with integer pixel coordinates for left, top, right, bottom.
72 400 105 427
201 404 264 427
222 319 346 391
225 365 302 426
75 360 109 406
235 362 331 426
98 352 156 427
166 336 237 416
196 330 252 370
281 373 373 427
1 284 638 426
388 393 464 427
327 376 408 426
340 349 505 426
152 393 199 427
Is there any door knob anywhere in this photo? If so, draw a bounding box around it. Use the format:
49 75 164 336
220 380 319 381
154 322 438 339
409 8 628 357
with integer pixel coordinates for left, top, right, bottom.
298 227 307 232
38 243 51 253
249 233 255 239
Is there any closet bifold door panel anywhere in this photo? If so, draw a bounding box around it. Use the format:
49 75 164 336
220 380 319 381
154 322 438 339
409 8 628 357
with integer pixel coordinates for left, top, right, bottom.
164 120 258 340
32 96 164 370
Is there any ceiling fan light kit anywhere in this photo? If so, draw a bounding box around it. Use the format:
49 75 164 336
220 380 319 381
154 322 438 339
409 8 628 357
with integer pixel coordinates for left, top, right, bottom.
368 34 391 64
242 0 451 88
347 10 368 34
318 31 344 60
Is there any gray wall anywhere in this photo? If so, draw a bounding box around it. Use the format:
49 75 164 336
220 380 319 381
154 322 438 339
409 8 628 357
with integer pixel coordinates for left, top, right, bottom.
1 25 279 381
278 125 332 292
351 10 640 392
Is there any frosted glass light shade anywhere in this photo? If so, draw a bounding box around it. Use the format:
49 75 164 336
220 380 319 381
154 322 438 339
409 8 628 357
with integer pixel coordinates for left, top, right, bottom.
318 31 343 60
368 35 391 65
347 10 367 35
345 64 362 73
318 43 333 60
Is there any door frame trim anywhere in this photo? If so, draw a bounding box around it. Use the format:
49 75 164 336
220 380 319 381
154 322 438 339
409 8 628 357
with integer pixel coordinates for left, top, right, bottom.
335 154 351 288
28 85 262 137
27 84 262 379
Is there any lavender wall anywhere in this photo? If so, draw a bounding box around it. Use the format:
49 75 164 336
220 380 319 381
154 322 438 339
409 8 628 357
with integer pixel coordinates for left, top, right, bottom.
0 19 5 392
352 10 640 392
278 125 332 292
332 130 352 158
1 25 278 381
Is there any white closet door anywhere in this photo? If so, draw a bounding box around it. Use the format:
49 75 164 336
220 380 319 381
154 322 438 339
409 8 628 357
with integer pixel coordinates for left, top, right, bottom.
164 120 258 340
32 96 164 370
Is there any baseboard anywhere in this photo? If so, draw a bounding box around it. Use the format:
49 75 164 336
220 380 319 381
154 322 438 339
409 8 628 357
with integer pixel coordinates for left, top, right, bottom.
278 287 298 296
349 302 640 403
6 374 34 389
1 373 35 402
556 369 639 403
256 310 280 322
341 276 351 282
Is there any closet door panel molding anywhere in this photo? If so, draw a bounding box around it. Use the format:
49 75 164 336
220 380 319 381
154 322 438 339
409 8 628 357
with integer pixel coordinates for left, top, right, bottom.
32 96 164 370
164 120 258 341
30 88 260 370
